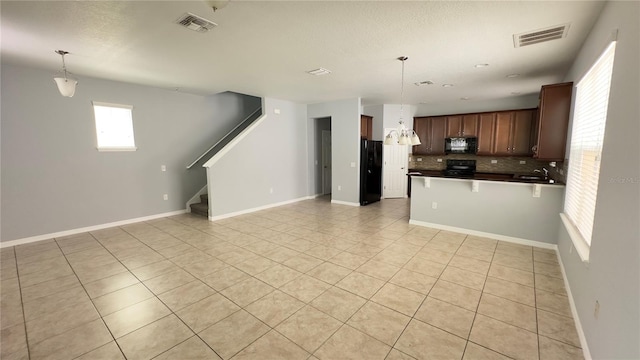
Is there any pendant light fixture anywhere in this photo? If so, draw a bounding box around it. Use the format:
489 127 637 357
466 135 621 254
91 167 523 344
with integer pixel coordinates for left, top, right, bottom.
53 50 78 97
384 56 421 146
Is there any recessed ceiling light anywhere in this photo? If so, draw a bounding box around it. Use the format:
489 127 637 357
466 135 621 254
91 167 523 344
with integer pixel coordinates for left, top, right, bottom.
474 63 489 68
414 80 434 86
506 74 520 78
511 91 522 95
307 68 331 76
461 97 471 100
442 84 454 88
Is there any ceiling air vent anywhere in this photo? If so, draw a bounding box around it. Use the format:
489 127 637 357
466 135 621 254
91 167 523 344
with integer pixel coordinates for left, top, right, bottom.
513 24 570 48
176 13 217 33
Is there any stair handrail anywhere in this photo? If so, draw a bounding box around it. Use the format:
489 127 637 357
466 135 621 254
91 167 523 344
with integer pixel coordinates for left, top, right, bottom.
186 107 262 169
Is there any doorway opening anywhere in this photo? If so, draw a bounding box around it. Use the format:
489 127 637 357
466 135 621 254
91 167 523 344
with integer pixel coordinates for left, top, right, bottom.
315 117 332 197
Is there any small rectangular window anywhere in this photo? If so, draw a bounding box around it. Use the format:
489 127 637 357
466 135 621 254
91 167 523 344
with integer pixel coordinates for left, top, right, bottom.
93 101 136 151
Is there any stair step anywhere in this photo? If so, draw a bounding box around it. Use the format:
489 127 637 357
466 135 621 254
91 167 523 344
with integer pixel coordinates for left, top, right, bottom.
190 202 208 217
200 194 208 204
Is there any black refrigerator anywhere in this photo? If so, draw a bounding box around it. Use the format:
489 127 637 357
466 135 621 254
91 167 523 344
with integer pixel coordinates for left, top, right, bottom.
360 139 383 206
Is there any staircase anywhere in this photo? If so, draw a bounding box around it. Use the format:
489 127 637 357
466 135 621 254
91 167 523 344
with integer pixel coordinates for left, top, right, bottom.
190 194 208 217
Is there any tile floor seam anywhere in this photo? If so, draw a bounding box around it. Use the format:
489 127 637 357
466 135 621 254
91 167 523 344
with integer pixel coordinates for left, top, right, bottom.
459 236 498 360
9 246 32 360
52 236 124 359
376 229 457 359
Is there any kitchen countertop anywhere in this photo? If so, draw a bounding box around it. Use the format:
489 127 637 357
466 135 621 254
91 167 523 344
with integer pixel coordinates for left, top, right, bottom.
407 169 564 185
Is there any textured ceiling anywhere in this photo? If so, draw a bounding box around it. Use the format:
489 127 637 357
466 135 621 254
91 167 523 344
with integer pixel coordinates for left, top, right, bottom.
1 1 605 105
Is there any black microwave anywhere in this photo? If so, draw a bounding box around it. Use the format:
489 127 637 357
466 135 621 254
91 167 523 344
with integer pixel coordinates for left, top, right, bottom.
445 137 478 154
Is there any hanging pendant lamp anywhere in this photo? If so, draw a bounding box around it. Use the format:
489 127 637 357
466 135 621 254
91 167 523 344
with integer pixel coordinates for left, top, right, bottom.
53 50 78 97
384 56 421 146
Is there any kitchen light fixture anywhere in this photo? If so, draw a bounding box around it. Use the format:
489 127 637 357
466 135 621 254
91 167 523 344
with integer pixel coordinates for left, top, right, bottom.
474 63 489 68
205 0 229 12
307 68 331 76
384 57 421 146
53 50 77 97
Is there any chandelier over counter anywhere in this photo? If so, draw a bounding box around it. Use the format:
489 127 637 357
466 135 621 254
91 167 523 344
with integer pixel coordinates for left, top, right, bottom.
384 56 421 146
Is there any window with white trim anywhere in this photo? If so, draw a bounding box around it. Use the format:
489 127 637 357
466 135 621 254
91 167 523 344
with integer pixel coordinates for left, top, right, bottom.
93 102 136 151
563 40 616 255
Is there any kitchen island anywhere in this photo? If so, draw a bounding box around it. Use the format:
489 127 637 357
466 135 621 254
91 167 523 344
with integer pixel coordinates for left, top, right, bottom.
409 174 565 246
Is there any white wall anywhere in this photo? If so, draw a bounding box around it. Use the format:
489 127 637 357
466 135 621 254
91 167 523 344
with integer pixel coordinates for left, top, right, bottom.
414 95 539 116
362 104 384 141
410 177 564 244
0 63 259 241
208 97 309 217
308 98 361 205
557 2 640 359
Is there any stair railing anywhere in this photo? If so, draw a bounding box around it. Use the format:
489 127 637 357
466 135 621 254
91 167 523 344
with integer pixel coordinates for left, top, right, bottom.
186 107 262 169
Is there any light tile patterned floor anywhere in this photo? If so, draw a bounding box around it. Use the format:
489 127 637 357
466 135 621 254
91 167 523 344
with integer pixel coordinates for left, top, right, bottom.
0 196 584 359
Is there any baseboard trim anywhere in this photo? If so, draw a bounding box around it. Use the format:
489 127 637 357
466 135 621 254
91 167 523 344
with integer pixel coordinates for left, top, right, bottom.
209 196 315 221
556 251 592 359
0 210 187 248
330 199 360 207
408 219 557 250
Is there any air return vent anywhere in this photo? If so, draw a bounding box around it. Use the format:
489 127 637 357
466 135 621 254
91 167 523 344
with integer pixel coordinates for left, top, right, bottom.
176 13 217 33
513 24 570 47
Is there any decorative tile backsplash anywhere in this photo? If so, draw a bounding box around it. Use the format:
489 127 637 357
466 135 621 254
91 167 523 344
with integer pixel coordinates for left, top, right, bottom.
409 154 566 182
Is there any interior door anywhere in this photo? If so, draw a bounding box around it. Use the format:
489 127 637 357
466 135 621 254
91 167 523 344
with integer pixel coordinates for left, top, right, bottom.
321 130 332 195
383 143 408 198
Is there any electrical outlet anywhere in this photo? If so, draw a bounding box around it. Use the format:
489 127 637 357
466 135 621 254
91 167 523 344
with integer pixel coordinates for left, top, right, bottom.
274 108 281 114
338 185 342 191
520 160 526 164
163 194 168 200
269 188 273 194
437 158 443 162
594 300 600 319
350 162 356 168
315 160 318 165
417 158 423 162
161 165 166 171
431 202 438 209
491 159 498 164
559 169 564 175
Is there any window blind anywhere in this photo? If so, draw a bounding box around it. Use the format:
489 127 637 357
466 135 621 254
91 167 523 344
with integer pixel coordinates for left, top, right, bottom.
564 41 616 246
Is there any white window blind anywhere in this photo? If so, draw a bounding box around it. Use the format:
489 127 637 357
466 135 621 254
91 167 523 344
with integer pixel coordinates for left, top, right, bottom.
93 102 136 151
564 41 616 247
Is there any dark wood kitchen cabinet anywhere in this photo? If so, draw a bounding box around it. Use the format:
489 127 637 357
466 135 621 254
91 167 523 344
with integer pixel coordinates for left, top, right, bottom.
413 116 446 154
360 115 373 140
446 115 478 137
533 82 573 161
477 113 495 155
492 110 535 156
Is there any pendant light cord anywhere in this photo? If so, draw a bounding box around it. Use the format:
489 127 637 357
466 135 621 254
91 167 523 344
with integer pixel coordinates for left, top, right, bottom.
400 58 405 124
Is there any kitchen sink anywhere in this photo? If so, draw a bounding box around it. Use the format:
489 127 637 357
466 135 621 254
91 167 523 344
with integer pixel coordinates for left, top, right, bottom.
514 174 546 180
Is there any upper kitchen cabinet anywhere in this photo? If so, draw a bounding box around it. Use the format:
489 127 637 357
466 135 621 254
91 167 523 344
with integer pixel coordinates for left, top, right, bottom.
446 115 478 137
492 109 535 156
413 116 446 154
361 115 373 140
477 113 495 155
533 82 573 161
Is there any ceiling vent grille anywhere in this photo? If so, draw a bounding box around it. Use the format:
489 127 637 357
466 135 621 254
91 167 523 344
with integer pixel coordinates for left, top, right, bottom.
176 13 217 33
514 24 570 47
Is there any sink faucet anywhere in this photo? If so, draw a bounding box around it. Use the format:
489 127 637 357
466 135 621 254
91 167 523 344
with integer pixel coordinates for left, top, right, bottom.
534 168 550 177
